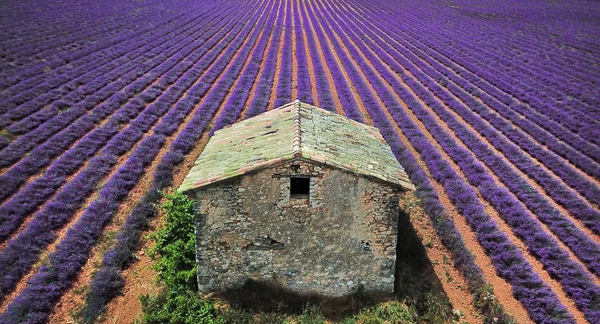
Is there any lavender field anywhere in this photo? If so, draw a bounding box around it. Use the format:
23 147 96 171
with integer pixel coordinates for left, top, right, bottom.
0 0 599 322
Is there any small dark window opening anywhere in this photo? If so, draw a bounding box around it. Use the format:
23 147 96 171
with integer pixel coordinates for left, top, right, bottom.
290 177 310 198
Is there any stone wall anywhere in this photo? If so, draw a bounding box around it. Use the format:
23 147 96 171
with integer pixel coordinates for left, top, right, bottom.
189 159 404 297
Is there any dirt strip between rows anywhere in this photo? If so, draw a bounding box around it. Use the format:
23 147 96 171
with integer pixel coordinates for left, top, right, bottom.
44 1 275 321
304 0 483 321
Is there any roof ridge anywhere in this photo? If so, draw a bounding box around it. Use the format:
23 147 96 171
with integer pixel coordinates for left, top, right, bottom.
292 99 302 158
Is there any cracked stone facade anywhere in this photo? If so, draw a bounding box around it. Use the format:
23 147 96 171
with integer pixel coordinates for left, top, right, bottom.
188 160 405 297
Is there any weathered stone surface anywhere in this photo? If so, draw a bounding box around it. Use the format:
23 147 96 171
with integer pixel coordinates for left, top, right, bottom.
189 161 404 297
179 101 414 193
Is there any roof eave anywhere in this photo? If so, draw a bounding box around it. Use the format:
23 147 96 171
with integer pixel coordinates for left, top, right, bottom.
178 155 414 194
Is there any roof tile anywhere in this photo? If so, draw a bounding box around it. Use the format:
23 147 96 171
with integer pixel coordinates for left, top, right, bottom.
178 101 414 193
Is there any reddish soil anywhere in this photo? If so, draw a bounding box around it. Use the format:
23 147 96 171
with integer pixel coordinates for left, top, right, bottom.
266 0 288 111
298 6 321 107
409 68 600 245
302 0 487 321
99 250 158 324
346 8 595 312
298 0 346 116
385 63 588 321
315 4 534 320
237 0 283 122
400 192 481 323
290 0 298 101
47 1 274 322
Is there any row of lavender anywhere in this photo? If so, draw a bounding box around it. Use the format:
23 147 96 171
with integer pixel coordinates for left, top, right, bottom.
342 0 600 321
363 0 600 199
0 5 234 240
0 0 249 302
344 0 600 269
77 2 512 324
0 0 268 322
346 0 600 246
83 0 291 320
0 1 154 78
297 1 516 322
406 0 599 118
393 0 600 140
308 1 580 322
1 0 598 323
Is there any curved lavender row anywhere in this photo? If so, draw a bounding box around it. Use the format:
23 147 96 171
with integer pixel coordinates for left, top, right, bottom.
0 4 104 41
389 3 600 130
0 12 186 128
0 0 269 320
82 1 284 317
394 40 600 206
360 1 600 166
210 3 278 133
293 1 313 105
357 34 600 277
351 25 600 232
302 2 362 121
0 4 245 243
0 11 172 111
0 13 226 205
0 8 219 140
376 0 600 83
0 132 164 324
0 13 194 130
380 23 600 164
438 14 599 95
397 25 600 153
363 0 599 129
245 1 287 118
378 17 600 156
273 3 293 108
0 9 219 162
296 1 334 111
0 10 134 73
314 4 572 322
0 1 148 52
0 0 254 299
441 3 600 103
423 0 599 76
0 21 203 166
320 6 600 322
330 0 600 314
309 3 569 322
381 122 515 323
345 1 600 213
0 2 178 89
0 10 127 48
404 1 600 115
0 10 146 79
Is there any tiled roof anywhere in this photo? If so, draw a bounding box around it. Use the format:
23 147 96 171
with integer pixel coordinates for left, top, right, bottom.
179 101 414 193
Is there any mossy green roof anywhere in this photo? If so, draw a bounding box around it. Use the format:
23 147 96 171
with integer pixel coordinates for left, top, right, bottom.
179 101 414 193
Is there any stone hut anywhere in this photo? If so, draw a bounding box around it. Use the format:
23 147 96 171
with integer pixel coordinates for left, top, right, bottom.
179 101 414 297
